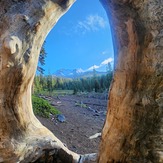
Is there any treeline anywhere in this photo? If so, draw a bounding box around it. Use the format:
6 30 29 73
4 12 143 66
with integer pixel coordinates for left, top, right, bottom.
34 72 113 94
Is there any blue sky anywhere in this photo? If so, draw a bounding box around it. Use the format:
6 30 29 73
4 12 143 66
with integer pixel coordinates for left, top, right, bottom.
43 0 114 74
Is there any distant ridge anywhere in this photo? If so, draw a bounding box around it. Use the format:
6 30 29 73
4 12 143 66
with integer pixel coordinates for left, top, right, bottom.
53 68 107 78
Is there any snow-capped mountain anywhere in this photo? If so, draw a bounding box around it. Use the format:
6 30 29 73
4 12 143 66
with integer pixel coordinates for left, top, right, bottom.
53 68 84 78
53 68 106 78
52 57 113 78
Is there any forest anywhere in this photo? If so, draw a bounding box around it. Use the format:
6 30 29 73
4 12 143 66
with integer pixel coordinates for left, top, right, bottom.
34 70 113 95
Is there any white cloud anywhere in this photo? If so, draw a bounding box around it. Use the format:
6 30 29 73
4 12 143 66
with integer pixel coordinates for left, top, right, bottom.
86 57 114 72
101 50 108 55
78 21 90 31
101 58 114 65
86 15 106 29
76 14 107 33
87 65 100 71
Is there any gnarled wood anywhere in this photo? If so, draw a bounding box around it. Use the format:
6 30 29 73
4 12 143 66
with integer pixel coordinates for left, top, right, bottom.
0 0 83 162
99 0 163 162
0 0 162 162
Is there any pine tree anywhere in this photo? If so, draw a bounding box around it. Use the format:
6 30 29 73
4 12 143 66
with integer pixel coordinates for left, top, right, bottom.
37 41 47 74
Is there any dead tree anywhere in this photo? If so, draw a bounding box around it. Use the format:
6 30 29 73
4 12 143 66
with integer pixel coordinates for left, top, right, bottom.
0 0 85 162
99 0 163 162
0 0 162 162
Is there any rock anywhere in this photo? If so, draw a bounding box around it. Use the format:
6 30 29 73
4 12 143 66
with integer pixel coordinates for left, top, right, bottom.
57 114 66 123
89 133 101 139
57 101 61 104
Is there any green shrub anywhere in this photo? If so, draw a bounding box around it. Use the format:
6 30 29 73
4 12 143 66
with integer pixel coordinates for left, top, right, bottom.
32 96 60 118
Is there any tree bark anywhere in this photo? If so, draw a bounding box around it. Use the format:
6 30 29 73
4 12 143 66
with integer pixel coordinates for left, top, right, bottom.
99 0 163 162
0 0 84 162
0 0 163 162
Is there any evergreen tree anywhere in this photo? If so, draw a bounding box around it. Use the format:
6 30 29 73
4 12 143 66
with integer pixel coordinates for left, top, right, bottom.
47 73 53 93
37 41 47 74
94 79 100 92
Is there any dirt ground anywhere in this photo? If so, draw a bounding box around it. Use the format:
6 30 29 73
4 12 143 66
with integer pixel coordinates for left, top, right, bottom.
37 93 108 155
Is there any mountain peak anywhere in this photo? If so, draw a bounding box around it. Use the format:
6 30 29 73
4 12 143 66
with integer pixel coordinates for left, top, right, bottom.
53 68 106 78
73 68 84 73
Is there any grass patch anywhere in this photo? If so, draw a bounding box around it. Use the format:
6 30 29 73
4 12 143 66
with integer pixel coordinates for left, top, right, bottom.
32 95 61 118
35 90 73 96
53 90 73 95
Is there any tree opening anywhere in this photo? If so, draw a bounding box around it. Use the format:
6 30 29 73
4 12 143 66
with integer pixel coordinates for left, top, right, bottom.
33 0 114 155
0 0 161 162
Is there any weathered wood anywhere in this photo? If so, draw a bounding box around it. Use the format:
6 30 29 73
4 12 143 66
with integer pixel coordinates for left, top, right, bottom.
0 0 162 162
99 0 163 162
0 0 82 162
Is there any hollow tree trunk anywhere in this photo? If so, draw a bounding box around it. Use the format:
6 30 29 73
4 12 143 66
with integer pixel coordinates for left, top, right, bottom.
0 0 162 162
0 0 87 162
99 0 163 163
